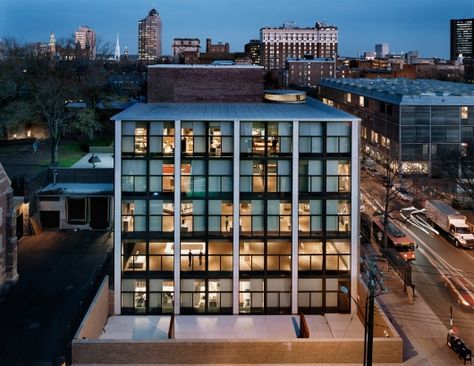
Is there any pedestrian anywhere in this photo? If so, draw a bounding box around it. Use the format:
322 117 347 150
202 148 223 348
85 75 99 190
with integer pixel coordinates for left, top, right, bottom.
188 250 192 267
199 250 203 267
225 216 229 231
32 139 39 154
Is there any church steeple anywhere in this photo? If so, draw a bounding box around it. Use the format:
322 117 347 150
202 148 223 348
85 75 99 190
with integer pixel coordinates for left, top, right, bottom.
114 33 121 61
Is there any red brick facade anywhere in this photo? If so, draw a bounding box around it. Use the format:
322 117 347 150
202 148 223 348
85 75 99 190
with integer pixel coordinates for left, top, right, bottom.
0 162 18 294
147 66 264 103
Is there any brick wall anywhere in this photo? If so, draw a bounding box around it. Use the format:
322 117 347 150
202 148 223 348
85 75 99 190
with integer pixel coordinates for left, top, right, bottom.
75 276 110 340
72 337 402 365
147 66 264 103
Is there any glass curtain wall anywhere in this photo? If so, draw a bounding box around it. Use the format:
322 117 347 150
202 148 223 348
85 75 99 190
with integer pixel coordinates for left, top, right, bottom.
121 121 175 314
298 121 351 314
180 121 234 314
239 121 292 314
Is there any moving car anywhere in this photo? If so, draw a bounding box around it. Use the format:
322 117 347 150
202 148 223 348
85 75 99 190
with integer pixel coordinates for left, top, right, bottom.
444 274 474 311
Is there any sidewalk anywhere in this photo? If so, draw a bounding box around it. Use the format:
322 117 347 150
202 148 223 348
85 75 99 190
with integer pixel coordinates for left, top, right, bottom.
373 255 462 365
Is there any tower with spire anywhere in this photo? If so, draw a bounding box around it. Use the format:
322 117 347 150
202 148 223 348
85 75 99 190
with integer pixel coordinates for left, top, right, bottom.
114 33 121 61
48 32 56 55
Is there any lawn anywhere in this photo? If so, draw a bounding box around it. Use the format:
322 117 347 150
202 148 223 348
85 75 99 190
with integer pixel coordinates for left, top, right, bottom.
38 142 87 167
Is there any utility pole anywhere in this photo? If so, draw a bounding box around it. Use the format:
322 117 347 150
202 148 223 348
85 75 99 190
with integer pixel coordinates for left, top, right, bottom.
366 277 375 366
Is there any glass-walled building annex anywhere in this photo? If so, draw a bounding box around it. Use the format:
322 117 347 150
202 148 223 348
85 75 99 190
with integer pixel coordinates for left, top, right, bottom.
113 99 360 315
319 78 474 177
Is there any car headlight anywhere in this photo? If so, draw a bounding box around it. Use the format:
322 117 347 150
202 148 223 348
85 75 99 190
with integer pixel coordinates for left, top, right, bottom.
462 299 470 306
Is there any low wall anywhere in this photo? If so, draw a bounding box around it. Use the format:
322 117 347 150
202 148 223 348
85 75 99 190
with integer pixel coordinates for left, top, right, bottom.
357 278 398 338
72 337 402 365
75 276 110 340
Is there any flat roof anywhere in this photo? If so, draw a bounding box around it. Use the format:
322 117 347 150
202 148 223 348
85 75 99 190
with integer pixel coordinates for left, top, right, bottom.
148 64 263 69
99 314 364 341
111 97 358 122
39 183 113 196
320 78 474 106
287 57 334 63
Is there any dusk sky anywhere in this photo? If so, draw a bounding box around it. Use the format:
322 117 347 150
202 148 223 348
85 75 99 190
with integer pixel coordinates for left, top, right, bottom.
1 0 473 58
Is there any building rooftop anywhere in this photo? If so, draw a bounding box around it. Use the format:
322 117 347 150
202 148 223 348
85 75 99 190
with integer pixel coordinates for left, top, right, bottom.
148 64 263 69
111 97 358 122
287 57 335 63
320 78 474 105
99 314 364 341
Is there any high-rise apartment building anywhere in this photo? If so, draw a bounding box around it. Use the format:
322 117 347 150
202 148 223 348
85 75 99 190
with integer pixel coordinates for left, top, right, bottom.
451 18 473 60
112 64 359 316
375 43 389 58
75 25 96 59
260 21 338 71
138 8 162 62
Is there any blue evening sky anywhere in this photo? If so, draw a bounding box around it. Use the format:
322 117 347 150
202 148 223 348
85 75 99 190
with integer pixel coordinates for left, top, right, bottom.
1 0 473 58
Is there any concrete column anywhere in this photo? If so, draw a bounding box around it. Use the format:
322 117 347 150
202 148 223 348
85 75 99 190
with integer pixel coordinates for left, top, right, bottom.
351 118 361 314
174 120 182 315
233 120 240 314
291 120 299 314
113 120 122 315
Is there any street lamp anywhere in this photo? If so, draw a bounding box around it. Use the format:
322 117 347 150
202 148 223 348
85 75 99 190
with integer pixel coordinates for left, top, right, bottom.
340 282 376 366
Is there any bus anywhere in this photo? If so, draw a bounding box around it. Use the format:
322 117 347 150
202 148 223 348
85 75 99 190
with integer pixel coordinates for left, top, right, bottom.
372 218 416 261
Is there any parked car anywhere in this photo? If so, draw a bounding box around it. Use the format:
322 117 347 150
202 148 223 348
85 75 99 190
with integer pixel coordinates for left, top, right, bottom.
444 275 474 311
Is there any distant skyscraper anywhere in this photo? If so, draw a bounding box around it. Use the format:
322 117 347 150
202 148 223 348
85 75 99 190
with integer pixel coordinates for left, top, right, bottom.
75 25 96 59
375 43 389 58
450 18 473 60
114 33 121 61
138 8 162 62
260 21 338 70
48 32 56 55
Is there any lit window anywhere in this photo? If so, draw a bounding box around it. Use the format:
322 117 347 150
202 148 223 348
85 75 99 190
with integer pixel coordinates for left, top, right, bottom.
359 96 364 107
461 106 468 119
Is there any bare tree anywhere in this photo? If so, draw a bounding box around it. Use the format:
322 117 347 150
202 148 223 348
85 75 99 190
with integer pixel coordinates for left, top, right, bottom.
363 144 418 248
432 144 474 204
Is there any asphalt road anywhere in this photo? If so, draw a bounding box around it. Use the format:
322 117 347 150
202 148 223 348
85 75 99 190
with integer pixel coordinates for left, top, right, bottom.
402 223 474 349
361 170 474 352
0 230 112 366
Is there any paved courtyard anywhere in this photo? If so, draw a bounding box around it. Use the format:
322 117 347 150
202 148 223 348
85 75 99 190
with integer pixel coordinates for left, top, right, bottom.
0 230 112 366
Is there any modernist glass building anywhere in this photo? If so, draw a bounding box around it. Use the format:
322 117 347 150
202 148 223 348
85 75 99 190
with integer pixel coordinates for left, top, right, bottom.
319 78 474 177
112 98 359 315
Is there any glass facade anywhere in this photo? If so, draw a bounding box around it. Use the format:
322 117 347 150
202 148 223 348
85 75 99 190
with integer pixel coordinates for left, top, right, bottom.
320 83 474 177
119 118 354 315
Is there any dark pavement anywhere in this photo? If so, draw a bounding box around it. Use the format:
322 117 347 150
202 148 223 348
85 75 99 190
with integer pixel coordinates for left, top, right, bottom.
0 230 112 366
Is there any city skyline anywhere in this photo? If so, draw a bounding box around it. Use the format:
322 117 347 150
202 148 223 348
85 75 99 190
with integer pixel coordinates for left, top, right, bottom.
1 0 473 58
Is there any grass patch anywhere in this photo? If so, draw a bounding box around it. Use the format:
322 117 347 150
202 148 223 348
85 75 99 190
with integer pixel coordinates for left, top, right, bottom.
89 137 113 146
57 143 86 167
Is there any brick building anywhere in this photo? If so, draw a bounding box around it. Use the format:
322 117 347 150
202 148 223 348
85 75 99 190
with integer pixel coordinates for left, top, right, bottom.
285 57 335 88
172 38 200 64
260 21 338 71
147 64 264 103
205 38 230 55
0 162 18 294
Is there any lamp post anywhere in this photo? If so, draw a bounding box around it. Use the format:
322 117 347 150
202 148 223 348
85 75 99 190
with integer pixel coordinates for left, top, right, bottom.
341 280 375 366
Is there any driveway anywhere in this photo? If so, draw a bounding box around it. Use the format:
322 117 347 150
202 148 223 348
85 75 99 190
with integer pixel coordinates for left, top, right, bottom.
0 230 112 366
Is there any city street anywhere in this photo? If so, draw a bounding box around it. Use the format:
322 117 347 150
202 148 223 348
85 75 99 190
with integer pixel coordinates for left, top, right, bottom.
361 169 474 355
0 230 112 366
